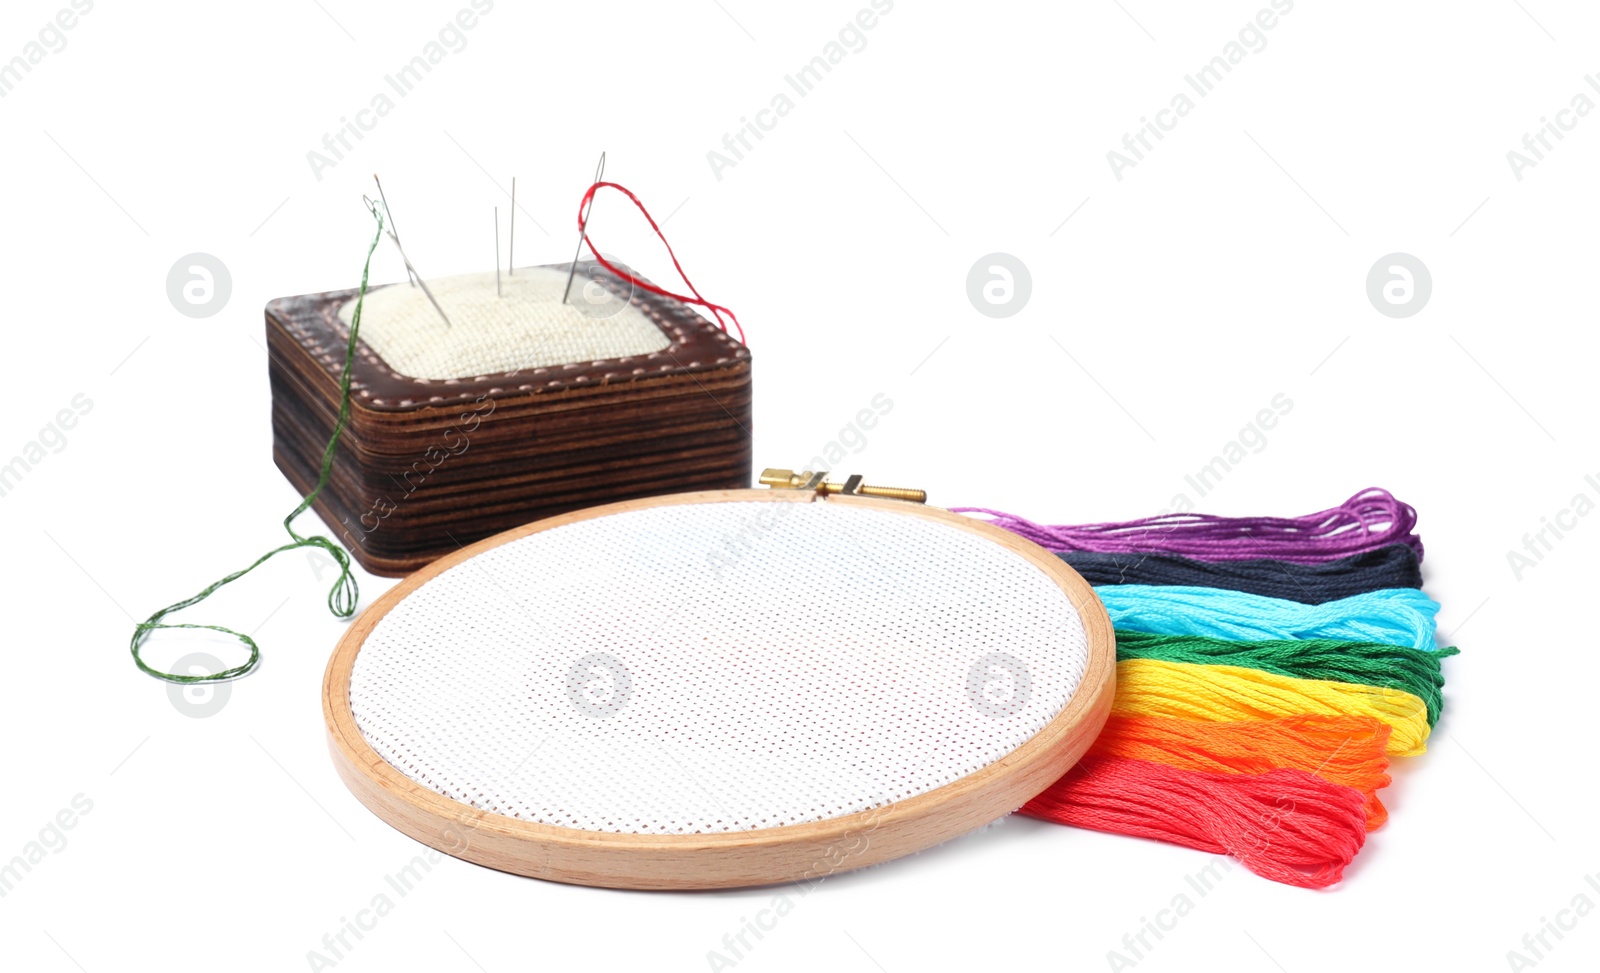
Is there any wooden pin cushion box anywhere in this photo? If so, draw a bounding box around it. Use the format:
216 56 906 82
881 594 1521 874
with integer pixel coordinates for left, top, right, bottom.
265 259 753 576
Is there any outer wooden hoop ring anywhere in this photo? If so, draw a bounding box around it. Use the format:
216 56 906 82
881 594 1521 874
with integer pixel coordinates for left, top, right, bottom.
323 489 1115 890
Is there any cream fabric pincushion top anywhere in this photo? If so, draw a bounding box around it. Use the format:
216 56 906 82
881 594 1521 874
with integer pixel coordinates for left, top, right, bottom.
338 266 671 381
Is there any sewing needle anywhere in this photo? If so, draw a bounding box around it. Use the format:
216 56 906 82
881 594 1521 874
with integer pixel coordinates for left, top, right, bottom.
562 151 606 305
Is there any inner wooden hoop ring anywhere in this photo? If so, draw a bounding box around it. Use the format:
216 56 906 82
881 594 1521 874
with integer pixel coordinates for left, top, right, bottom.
322 489 1116 890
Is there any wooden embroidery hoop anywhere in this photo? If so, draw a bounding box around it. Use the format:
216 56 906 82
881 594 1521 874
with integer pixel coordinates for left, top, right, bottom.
322 489 1115 890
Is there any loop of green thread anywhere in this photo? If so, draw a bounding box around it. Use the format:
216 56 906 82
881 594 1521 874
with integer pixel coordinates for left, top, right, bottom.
130 203 386 684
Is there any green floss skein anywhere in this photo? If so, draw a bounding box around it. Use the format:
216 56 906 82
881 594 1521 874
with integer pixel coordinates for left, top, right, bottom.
129 203 387 684
1114 631 1460 727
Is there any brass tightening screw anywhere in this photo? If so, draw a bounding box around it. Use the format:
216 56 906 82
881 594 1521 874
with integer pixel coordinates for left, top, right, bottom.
854 483 929 502
759 468 927 504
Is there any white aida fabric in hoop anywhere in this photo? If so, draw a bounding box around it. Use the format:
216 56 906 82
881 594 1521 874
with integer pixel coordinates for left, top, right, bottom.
337 266 670 380
347 501 1092 837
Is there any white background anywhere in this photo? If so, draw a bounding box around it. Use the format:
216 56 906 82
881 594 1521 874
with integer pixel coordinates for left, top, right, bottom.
1 1 1596 970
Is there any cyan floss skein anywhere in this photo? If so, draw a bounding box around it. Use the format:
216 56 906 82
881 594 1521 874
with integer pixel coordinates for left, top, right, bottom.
1095 586 1442 652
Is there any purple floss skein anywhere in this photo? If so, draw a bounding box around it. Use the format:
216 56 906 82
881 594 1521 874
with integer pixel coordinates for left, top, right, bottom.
954 487 1423 564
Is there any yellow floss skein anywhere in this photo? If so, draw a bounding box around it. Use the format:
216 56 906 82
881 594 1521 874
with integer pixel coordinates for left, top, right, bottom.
1112 658 1432 757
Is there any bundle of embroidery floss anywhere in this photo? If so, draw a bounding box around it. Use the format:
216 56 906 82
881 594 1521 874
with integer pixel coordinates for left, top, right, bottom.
958 489 1455 889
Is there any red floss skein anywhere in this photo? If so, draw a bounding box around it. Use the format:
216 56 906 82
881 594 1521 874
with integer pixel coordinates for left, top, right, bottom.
575 181 746 344
1021 756 1368 889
